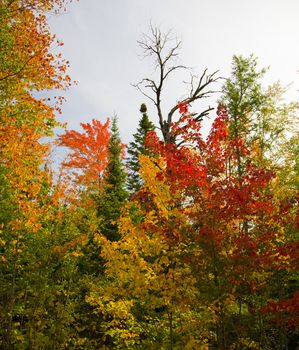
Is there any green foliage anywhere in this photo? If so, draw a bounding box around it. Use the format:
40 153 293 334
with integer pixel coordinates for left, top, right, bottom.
217 55 299 349
221 54 267 133
1 5 298 347
97 116 128 241
126 103 155 193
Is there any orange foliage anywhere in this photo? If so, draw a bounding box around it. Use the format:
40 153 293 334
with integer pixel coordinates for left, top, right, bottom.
0 0 72 231
58 118 110 189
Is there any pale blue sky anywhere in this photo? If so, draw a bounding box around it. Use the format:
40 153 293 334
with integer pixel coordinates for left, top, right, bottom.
49 0 299 158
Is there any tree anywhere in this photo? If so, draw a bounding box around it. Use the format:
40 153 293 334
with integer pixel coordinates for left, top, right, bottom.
87 154 209 349
221 55 267 133
221 55 298 172
97 116 127 241
58 118 110 194
0 1 76 348
219 55 299 348
126 103 155 193
93 99 298 349
220 55 268 181
135 25 219 144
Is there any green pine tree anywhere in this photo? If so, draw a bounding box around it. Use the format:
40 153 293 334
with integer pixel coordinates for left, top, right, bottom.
97 116 127 241
126 103 155 193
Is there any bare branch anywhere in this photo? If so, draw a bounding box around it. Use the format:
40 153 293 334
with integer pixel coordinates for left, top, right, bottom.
167 70 220 124
164 65 186 81
132 82 157 106
194 106 214 122
134 25 219 144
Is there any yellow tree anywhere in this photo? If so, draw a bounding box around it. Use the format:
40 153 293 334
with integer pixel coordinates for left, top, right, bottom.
86 155 211 349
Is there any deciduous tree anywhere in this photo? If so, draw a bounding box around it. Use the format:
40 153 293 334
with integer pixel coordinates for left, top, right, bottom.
0 1 76 347
58 118 110 193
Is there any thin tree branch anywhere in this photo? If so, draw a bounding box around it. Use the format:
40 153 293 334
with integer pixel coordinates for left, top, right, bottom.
135 25 219 144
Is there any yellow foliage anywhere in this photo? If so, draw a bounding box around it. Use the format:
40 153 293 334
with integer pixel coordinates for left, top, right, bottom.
139 155 172 218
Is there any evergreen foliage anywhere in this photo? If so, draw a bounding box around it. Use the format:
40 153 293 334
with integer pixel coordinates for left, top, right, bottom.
97 116 127 241
126 103 155 193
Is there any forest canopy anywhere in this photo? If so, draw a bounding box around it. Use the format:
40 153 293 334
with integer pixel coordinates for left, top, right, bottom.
0 1 298 349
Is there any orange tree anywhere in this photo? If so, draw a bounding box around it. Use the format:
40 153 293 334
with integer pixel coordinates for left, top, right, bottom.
58 118 110 203
0 1 80 348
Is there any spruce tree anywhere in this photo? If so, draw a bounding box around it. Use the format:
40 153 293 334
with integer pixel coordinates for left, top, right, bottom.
126 103 155 193
98 116 127 241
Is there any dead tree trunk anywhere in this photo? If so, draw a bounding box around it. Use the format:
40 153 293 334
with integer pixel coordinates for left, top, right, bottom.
134 25 219 144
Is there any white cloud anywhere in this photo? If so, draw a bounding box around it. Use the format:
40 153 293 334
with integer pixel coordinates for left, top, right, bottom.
49 0 299 144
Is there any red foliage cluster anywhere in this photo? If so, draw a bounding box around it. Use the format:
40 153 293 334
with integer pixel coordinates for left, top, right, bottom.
145 102 299 330
262 291 299 328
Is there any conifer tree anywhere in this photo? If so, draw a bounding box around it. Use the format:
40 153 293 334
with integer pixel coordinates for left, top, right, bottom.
98 116 127 241
126 103 155 193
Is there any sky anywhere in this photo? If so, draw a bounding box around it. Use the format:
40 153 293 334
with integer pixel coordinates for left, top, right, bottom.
49 0 299 162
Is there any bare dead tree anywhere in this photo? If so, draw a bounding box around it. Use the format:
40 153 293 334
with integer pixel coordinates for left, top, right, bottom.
134 25 220 144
